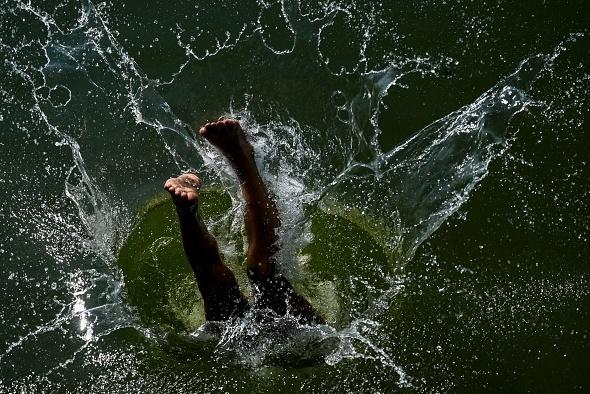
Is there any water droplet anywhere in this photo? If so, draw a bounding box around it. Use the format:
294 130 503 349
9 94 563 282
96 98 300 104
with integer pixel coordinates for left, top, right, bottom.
331 90 347 107
337 109 350 123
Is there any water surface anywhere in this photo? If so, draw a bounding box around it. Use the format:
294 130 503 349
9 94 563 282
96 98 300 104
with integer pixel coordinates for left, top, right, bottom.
1 0 589 391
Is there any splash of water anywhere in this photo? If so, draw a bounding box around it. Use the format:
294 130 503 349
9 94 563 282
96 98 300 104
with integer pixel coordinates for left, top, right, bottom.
0 0 586 387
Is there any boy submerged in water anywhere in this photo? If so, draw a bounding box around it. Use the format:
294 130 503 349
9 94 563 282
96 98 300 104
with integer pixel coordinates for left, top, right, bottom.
164 118 324 325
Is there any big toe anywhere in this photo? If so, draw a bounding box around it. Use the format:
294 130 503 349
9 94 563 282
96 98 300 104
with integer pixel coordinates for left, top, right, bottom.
224 119 240 128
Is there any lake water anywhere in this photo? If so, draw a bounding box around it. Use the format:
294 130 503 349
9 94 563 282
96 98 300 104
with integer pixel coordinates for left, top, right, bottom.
1 0 589 391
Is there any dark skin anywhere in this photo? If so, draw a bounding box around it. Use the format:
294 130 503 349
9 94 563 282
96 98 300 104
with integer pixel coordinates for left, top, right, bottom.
164 119 323 324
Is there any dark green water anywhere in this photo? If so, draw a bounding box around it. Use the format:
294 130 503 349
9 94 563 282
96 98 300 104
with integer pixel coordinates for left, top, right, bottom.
1 0 589 392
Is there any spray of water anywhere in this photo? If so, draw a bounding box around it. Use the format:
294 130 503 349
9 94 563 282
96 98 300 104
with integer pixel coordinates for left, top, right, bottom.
0 0 586 387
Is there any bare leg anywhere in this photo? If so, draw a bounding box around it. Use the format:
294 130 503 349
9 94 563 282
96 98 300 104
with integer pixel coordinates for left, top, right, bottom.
200 119 324 324
164 173 248 321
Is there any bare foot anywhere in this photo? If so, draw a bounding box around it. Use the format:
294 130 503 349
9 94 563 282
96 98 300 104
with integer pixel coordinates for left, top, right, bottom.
164 173 202 212
199 119 254 168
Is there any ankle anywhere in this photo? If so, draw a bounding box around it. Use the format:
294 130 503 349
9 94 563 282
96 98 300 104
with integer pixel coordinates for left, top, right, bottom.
176 203 198 217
